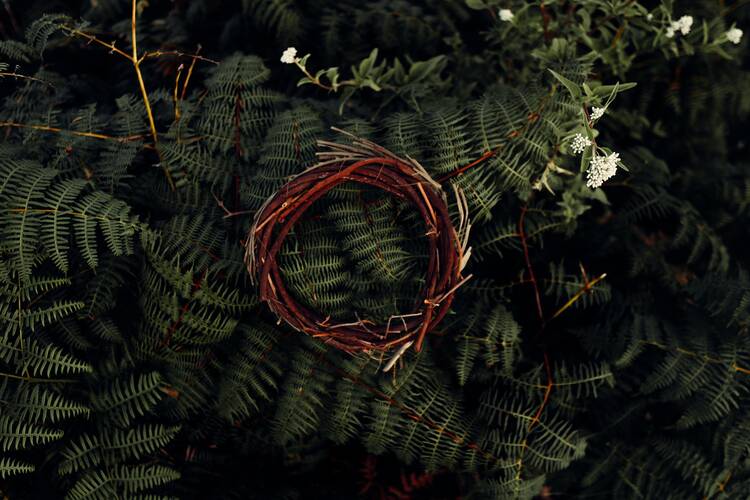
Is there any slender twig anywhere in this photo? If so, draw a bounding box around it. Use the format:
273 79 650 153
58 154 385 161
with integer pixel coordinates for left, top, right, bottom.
548 273 607 321
528 352 553 431
0 71 53 87
540 3 553 41
519 206 545 325
436 150 496 183
141 49 218 65
211 191 254 218
173 63 184 121
180 49 201 101
0 121 147 142
0 371 78 383
641 340 750 376
129 0 174 189
59 25 133 61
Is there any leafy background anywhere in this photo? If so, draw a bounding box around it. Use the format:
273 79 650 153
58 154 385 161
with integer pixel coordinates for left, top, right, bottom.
1 0 749 498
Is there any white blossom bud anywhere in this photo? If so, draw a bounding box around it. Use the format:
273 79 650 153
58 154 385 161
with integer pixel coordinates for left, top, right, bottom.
727 27 743 45
280 47 298 64
677 15 693 35
586 152 620 189
570 134 592 155
499 9 514 21
667 15 693 38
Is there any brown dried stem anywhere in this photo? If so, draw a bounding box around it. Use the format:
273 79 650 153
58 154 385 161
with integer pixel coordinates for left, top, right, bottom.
129 0 172 188
0 121 147 142
0 71 53 87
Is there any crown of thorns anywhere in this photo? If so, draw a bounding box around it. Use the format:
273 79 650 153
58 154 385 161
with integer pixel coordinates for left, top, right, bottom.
245 129 471 354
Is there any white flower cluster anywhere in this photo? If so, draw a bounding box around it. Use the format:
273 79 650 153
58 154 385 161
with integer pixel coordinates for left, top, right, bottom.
666 15 693 38
590 106 605 121
586 152 620 189
280 47 298 64
727 27 743 45
570 133 592 154
499 9 514 21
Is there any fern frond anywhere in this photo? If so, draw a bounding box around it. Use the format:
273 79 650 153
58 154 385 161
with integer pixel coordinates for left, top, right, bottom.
104 424 181 461
5 384 89 423
272 341 332 445
59 434 102 476
198 54 281 156
0 337 92 377
216 323 283 421
0 415 64 451
24 14 72 56
0 157 139 277
0 456 35 478
241 0 303 42
0 41 34 62
91 372 163 427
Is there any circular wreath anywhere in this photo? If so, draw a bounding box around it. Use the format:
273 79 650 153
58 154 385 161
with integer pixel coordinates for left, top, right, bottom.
245 130 471 354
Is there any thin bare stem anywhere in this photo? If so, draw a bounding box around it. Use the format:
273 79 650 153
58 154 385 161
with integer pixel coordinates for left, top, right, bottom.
59 25 133 61
0 71 54 87
641 340 750 376
294 60 335 91
519 206 545 325
0 371 78 383
0 121 147 142
548 273 607 321
437 150 495 183
173 64 183 121
141 50 218 65
130 0 176 190
180 49 201 101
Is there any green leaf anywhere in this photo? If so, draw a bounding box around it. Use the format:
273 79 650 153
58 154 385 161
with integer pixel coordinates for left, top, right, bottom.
548 69 581 100
592 82 637 97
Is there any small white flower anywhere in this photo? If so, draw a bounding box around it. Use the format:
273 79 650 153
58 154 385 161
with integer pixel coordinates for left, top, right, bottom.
570 134 592 155
647 13 654 21
499 9 514 21
727 27 743 44
667 15 693 38
677 15 693 35
586 151 620 189
280 47 298 64
590 106 605 121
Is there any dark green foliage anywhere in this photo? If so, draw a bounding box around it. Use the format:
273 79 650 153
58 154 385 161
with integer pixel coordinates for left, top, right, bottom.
0 0 749 498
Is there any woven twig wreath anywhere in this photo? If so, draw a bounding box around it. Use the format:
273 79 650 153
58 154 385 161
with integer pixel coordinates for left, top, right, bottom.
245 129 471 354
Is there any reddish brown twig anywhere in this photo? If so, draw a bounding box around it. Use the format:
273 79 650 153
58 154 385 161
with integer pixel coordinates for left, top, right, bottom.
528 352 553 432
540 3 553 41
436 150 496 183
518 206 544 326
